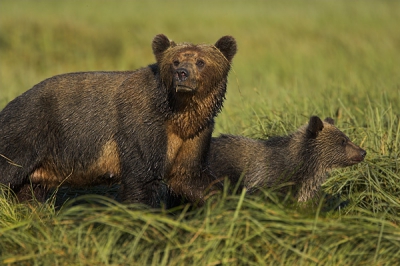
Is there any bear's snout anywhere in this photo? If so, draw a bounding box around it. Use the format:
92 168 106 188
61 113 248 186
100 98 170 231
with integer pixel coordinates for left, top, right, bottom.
349 147 367 164
175 68 189 81
174 67 197 93
344 141 367 166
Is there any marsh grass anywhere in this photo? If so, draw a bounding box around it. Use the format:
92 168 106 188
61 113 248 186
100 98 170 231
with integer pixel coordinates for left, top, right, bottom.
1 0 400 265
323 100 400 222
1 190 400 265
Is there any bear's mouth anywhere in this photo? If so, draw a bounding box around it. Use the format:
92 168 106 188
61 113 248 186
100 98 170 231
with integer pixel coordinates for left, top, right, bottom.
175 85 195 93
349 156 364 164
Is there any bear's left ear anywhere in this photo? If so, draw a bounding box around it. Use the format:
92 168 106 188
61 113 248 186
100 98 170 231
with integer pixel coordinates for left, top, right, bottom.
307 116 324 138
214 36 237 62
152 34 173 62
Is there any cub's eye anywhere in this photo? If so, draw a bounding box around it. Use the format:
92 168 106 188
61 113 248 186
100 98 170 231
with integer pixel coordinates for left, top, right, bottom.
340 138 347 146
173 60 180 67
196 59 205 68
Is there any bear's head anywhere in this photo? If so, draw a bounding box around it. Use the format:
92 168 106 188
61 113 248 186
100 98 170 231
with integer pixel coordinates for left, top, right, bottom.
305 116 366 169
152 34 237 94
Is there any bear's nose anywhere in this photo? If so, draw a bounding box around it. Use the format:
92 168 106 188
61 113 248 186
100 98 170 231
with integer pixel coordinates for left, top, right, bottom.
360 149 367 158
175 68 189 81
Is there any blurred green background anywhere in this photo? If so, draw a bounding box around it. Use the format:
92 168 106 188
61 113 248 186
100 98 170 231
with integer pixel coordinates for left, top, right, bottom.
1 1 400 264
1 0 399 136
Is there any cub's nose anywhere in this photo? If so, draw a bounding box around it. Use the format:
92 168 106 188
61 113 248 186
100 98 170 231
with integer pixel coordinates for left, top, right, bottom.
175 68 189 81
360 149 367 158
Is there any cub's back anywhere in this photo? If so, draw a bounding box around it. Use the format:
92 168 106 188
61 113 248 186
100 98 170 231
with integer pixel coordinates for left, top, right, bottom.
209 135 268 187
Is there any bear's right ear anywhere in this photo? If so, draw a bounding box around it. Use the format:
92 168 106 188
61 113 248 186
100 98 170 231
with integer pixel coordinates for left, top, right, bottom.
152 34 174 62
307 116 324 138
324 117 335 125
214 36 237 63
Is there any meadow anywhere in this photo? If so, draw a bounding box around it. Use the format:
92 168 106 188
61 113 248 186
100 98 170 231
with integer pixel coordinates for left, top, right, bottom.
1 0 400 265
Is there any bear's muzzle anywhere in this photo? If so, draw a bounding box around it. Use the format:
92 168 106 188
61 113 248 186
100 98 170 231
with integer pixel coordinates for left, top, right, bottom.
174 67 197 93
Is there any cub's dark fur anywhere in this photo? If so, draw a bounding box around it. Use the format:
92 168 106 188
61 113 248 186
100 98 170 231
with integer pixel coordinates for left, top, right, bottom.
208 116 366 202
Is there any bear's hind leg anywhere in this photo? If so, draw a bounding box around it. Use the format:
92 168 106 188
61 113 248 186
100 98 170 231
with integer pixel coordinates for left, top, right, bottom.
0 151 48 202
16 183 49 202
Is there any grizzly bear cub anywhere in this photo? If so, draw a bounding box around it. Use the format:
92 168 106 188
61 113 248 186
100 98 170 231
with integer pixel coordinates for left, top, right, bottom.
0 34 237 207
207 116 366 202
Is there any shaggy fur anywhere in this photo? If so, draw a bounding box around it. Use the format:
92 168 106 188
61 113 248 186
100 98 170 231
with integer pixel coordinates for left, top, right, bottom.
207 116 366 202
0 34 237 206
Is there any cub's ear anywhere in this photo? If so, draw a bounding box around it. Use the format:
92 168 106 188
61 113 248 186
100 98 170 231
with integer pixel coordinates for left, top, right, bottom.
307 116 324 138
324 117 335 125
152 34 173 62
214 36 237 62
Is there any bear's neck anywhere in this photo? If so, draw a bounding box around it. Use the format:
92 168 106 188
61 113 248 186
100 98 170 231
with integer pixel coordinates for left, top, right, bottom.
167 81 226 140
265 132 329 201
268 133 330 202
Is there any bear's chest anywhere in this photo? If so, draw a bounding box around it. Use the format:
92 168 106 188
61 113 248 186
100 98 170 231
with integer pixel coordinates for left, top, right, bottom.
165 128 184 176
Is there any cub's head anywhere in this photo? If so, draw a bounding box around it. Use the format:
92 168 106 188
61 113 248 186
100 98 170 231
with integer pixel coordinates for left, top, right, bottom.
305 116 366 169
152 34 237 94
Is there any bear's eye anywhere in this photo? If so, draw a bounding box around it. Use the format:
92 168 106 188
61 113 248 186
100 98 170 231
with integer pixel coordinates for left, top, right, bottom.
173 60 180 67
340 138 347 146
196 59 205 68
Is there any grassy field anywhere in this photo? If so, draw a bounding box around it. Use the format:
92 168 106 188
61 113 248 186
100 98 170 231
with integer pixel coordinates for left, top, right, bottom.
1 0 400 265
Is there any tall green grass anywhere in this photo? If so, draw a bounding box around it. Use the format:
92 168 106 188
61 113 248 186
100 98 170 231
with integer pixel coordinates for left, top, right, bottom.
1 192 400 265
1 0 400 265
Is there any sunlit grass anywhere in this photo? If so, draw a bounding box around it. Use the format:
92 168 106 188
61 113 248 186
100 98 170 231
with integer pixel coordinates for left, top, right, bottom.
1 191 400 265
1 0 400 264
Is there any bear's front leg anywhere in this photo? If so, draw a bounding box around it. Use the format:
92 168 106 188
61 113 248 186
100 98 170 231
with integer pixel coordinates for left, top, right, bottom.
118 146 167 208
166 127 222 206
119 175 165 208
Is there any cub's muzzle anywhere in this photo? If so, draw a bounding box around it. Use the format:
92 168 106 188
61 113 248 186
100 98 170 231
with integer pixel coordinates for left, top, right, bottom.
350 147 367 164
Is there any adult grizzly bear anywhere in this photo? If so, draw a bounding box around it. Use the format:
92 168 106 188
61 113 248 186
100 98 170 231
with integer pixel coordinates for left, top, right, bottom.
206 116 366 202
0 34 237 207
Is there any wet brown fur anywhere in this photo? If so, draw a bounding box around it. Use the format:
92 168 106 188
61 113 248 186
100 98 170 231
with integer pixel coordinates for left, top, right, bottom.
0 34 237 206
160 37 237 204
207 116 366 202
30 140 121 187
